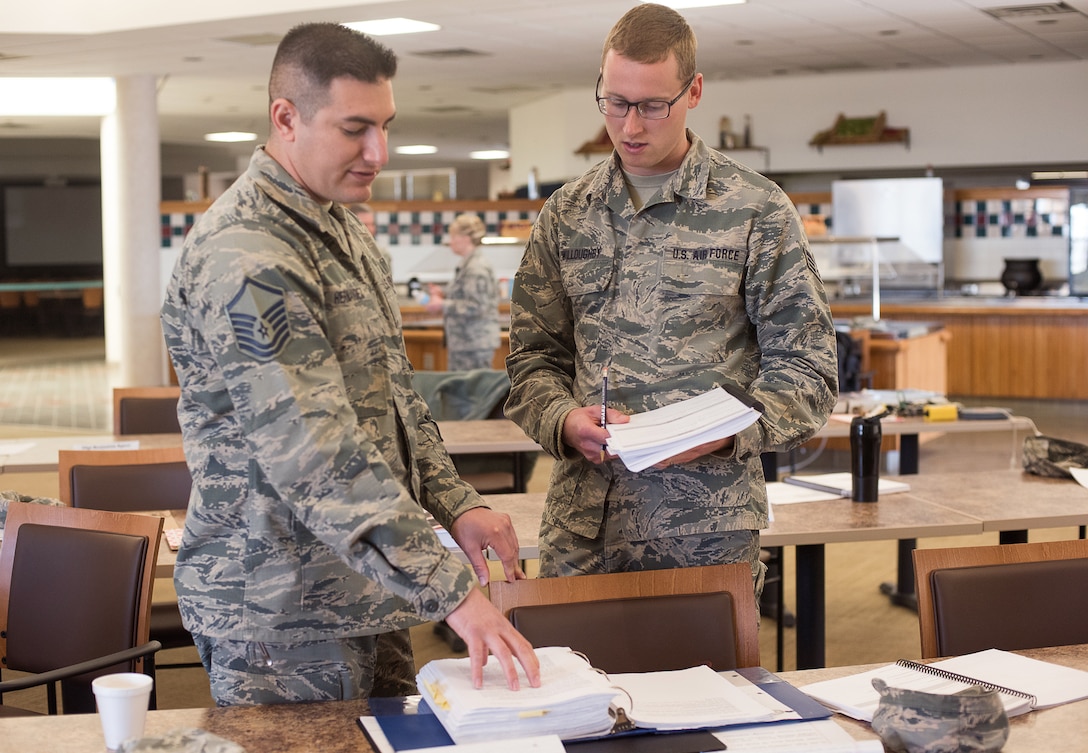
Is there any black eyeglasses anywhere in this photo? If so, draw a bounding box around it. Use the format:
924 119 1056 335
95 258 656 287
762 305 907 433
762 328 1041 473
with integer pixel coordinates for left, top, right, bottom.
595 72 696 120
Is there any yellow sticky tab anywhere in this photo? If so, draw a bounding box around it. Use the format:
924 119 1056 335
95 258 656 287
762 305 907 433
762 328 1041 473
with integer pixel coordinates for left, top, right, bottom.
517 709 550 718
423 680 451 711
924 404 958 422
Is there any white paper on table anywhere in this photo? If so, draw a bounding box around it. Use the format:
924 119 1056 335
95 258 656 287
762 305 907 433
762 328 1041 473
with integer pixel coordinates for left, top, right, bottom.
1070 467 1088 491
767 481 844 505
713 718 883 752
71 440 141 451
607 665 778 730
432 525 460 551
0 441 36 456
409 735 566 753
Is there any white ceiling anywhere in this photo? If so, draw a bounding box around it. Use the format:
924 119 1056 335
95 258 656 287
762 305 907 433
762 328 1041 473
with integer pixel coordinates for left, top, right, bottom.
2 0 1088 171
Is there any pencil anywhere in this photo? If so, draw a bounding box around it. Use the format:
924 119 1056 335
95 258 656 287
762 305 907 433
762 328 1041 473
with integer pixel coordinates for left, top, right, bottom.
599 364 609 462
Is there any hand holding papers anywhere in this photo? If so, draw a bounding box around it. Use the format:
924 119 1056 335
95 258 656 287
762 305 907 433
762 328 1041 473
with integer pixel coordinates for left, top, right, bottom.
605 387 763 472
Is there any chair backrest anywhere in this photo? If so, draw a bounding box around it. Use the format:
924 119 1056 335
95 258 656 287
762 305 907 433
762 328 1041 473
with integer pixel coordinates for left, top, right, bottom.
488 564 760 672
59 447 191 513
0 502 162 712
112 386 182 435
410 369 510 421
913 539 1088 659
411 369 526 492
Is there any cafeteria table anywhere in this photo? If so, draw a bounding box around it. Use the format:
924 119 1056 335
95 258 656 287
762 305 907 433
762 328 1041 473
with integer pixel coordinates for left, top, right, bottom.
1 645 1083 752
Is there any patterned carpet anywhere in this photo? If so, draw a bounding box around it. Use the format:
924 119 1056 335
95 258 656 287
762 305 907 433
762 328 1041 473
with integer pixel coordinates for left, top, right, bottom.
0 337 113 431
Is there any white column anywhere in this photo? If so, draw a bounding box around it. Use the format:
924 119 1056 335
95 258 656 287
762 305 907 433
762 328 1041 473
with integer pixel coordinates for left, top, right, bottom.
100 75 163 386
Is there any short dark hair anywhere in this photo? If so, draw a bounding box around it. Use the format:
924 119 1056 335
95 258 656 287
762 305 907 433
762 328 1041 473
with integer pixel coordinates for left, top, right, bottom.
269 22 398 120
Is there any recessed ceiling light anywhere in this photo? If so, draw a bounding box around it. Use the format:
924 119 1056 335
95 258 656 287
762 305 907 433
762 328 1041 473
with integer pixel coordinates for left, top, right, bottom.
204 131 257 143
1031 170 1088 180
642 0 746 8
470 149 510 160
395 144 438 155
0 78 115 116
343 18 440 36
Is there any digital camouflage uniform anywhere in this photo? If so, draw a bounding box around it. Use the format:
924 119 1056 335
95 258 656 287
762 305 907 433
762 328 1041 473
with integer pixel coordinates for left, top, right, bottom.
161 147 483 704
506 131 838 581
443 246 500 371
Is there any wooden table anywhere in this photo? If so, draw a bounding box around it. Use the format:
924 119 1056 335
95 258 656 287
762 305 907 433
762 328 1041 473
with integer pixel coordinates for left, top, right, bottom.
0 421 539 477
813 413 1036 609
1 645 1083 752
0 434 183 475
477 469 1088 671
476 490 982 671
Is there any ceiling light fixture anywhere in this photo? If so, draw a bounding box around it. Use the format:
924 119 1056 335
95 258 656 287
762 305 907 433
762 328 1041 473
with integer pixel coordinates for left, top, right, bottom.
0 78 115 116
204 131 257 143
642 0 746 9
343 18 441 36
470 149 510 160
395 144 438 155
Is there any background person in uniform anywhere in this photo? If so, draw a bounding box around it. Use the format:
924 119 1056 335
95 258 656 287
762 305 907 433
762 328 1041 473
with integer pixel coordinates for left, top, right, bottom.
504 4 838 591
161 22 539 706
425 213 501 371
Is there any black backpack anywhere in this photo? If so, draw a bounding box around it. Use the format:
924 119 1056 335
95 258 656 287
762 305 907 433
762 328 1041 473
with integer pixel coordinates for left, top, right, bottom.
836 330 864 394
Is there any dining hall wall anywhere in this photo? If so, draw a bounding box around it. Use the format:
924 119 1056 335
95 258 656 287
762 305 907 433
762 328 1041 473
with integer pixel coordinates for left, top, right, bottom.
509 59 1088 184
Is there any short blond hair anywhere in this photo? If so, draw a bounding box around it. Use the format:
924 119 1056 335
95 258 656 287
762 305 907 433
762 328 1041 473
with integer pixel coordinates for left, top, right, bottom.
448 213 486 245
602 4 697 82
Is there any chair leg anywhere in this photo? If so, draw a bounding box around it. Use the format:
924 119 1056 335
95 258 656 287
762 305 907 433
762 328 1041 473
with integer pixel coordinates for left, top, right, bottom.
146 656 159 710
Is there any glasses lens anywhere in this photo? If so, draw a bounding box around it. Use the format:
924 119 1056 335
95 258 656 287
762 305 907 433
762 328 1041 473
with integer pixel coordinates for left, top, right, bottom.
599 98 630 118
638 101 670 120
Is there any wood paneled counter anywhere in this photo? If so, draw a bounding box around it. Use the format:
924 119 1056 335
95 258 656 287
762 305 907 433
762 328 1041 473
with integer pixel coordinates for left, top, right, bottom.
400 302 511 371
831 298 1088 400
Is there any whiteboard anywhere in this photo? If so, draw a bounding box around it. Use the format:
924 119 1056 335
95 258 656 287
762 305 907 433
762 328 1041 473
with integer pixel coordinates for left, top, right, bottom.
831 178 943 264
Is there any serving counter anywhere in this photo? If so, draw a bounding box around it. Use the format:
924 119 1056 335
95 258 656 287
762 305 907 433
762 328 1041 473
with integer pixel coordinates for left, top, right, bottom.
831 297 1088 400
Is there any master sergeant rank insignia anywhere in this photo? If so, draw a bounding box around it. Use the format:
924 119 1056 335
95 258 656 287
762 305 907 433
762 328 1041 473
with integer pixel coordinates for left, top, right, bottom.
227 277 291 362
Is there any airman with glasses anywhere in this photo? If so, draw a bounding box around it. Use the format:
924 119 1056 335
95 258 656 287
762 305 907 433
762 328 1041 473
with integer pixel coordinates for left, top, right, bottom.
505 3 838 587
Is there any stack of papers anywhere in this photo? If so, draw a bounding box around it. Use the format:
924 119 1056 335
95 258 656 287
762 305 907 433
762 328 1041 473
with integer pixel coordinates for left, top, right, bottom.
783 473 910 497
417 647 617 743
416 647 783 744
605 388 762 472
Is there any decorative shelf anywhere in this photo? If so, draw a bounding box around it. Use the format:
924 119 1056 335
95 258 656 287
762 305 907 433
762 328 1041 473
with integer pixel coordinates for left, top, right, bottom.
809 111 910 153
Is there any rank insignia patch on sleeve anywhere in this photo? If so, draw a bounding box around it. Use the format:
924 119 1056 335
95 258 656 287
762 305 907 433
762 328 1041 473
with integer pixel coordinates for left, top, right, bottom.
227 277 291 362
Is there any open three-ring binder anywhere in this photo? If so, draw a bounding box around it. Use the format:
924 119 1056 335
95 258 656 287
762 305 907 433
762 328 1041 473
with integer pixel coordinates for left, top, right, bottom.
359 646 832 751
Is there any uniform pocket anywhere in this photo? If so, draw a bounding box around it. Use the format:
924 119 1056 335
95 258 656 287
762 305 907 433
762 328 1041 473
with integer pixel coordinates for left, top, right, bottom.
559 247 612 298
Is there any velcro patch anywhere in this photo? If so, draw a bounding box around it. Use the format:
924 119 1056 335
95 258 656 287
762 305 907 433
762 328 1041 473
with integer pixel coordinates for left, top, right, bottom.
226 277 291 362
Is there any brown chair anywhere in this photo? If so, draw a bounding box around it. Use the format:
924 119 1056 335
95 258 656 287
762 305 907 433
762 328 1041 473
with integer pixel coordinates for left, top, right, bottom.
0 502 162 716
112 386 182 436
913 539 1088 659
58 447 199 680
59 447 191 512
489 564 760 673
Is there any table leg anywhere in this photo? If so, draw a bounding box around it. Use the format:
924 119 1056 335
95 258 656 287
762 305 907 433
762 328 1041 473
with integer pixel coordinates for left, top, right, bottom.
512 453 527 493
881 434 920 609
795 543 825 669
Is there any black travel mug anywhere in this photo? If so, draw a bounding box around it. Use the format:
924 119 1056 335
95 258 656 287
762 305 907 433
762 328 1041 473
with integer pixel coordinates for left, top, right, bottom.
850 415 882 502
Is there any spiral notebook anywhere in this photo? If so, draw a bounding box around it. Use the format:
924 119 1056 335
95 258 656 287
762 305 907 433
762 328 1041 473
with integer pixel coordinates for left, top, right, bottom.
799 648 1088 722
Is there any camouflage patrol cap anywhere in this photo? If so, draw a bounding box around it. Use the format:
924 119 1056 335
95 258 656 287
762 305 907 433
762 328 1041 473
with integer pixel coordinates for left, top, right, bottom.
119 728 246 753
1023 434 1088 478
870 678 1009 753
